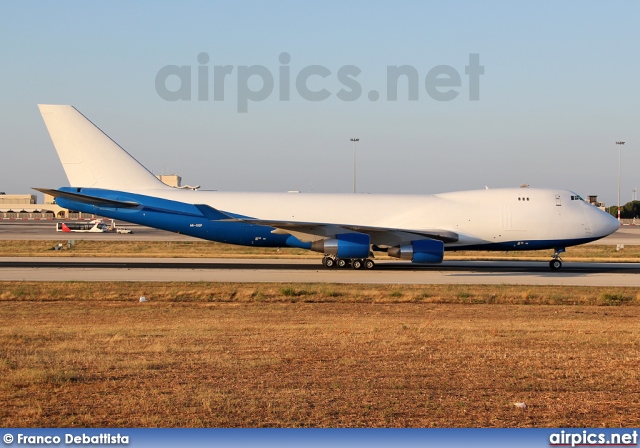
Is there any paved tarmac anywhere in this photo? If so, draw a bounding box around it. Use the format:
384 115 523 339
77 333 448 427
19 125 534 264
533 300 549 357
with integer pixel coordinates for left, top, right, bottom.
0 220 199 241
1 221 638 285
1 257 640 286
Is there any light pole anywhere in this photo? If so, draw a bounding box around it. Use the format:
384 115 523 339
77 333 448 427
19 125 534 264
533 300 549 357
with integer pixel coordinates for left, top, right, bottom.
350 138 359 193
616 141 625 222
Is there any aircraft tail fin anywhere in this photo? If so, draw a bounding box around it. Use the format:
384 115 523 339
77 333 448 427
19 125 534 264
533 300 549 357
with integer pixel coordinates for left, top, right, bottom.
38 105 168 191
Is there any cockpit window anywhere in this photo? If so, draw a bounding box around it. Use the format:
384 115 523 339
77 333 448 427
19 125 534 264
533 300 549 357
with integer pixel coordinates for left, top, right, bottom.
570 195 584 201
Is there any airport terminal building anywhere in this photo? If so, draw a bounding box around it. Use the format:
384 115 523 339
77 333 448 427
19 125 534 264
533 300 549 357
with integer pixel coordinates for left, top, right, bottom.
0 192 90 220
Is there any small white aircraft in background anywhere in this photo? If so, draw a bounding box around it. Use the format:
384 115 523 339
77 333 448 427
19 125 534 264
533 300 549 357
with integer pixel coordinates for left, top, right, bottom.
56 219 107 233
35 105 619 270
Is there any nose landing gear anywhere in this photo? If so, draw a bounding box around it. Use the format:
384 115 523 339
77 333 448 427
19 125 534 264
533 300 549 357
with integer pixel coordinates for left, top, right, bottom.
549 247 566 271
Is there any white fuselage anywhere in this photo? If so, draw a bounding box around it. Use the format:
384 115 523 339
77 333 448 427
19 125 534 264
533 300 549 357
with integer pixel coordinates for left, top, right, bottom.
126 186 618 249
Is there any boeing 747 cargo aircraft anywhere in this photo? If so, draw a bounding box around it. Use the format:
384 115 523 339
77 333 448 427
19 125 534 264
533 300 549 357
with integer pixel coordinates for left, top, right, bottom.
35 105 620 270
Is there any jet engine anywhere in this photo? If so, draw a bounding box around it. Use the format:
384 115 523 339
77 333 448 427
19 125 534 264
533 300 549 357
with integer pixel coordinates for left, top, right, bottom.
387 239 444 263
310 233 371 259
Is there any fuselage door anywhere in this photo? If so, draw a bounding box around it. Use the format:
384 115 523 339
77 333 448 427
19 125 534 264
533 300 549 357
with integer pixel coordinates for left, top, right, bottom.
555 194 562 206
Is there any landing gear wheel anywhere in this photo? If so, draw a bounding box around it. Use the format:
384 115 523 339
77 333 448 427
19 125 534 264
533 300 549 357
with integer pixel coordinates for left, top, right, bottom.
323 257 336 268
549 247 565 271
549 259 562 271
337 258 348 268
364 259 375 270
352 259 364 269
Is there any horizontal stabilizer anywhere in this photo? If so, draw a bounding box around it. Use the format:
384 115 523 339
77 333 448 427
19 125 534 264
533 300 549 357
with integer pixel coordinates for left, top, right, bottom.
33 188 139 209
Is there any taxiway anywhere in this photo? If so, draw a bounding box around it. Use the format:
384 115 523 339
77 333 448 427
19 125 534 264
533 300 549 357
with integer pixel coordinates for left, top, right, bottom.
1 257 640 286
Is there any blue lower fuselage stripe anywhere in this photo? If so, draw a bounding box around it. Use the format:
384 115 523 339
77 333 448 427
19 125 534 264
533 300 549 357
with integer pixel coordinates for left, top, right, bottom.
55 189 301 248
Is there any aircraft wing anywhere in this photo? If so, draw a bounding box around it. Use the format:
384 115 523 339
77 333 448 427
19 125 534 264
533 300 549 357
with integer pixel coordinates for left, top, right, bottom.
234 218 459 247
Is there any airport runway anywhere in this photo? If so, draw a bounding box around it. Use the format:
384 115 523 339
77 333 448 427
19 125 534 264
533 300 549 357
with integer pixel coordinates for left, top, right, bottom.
1 221 639 285
1 257 640 286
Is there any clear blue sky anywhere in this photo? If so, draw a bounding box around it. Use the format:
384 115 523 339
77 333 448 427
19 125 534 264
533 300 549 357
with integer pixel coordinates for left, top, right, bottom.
1 0 638 206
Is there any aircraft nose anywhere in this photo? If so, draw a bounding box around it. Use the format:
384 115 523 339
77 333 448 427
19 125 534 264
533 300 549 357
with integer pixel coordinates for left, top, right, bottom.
590 207 620 237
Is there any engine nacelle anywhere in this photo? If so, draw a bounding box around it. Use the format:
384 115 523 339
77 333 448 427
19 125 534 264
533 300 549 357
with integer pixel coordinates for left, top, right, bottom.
387 239 444 263
310 233 370 259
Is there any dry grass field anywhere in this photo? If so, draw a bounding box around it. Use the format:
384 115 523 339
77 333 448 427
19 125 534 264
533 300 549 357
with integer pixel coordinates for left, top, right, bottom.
1 282 639 427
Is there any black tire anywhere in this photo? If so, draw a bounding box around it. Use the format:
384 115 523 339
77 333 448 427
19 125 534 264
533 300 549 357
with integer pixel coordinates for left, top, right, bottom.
549 259 562 270
324 257 335 268
352 259 364 269
337 258 348 268
364 259 375 270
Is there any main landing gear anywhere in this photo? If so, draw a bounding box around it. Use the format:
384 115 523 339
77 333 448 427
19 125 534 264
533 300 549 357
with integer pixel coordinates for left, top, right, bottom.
549 247 566 271
322 255 375 270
